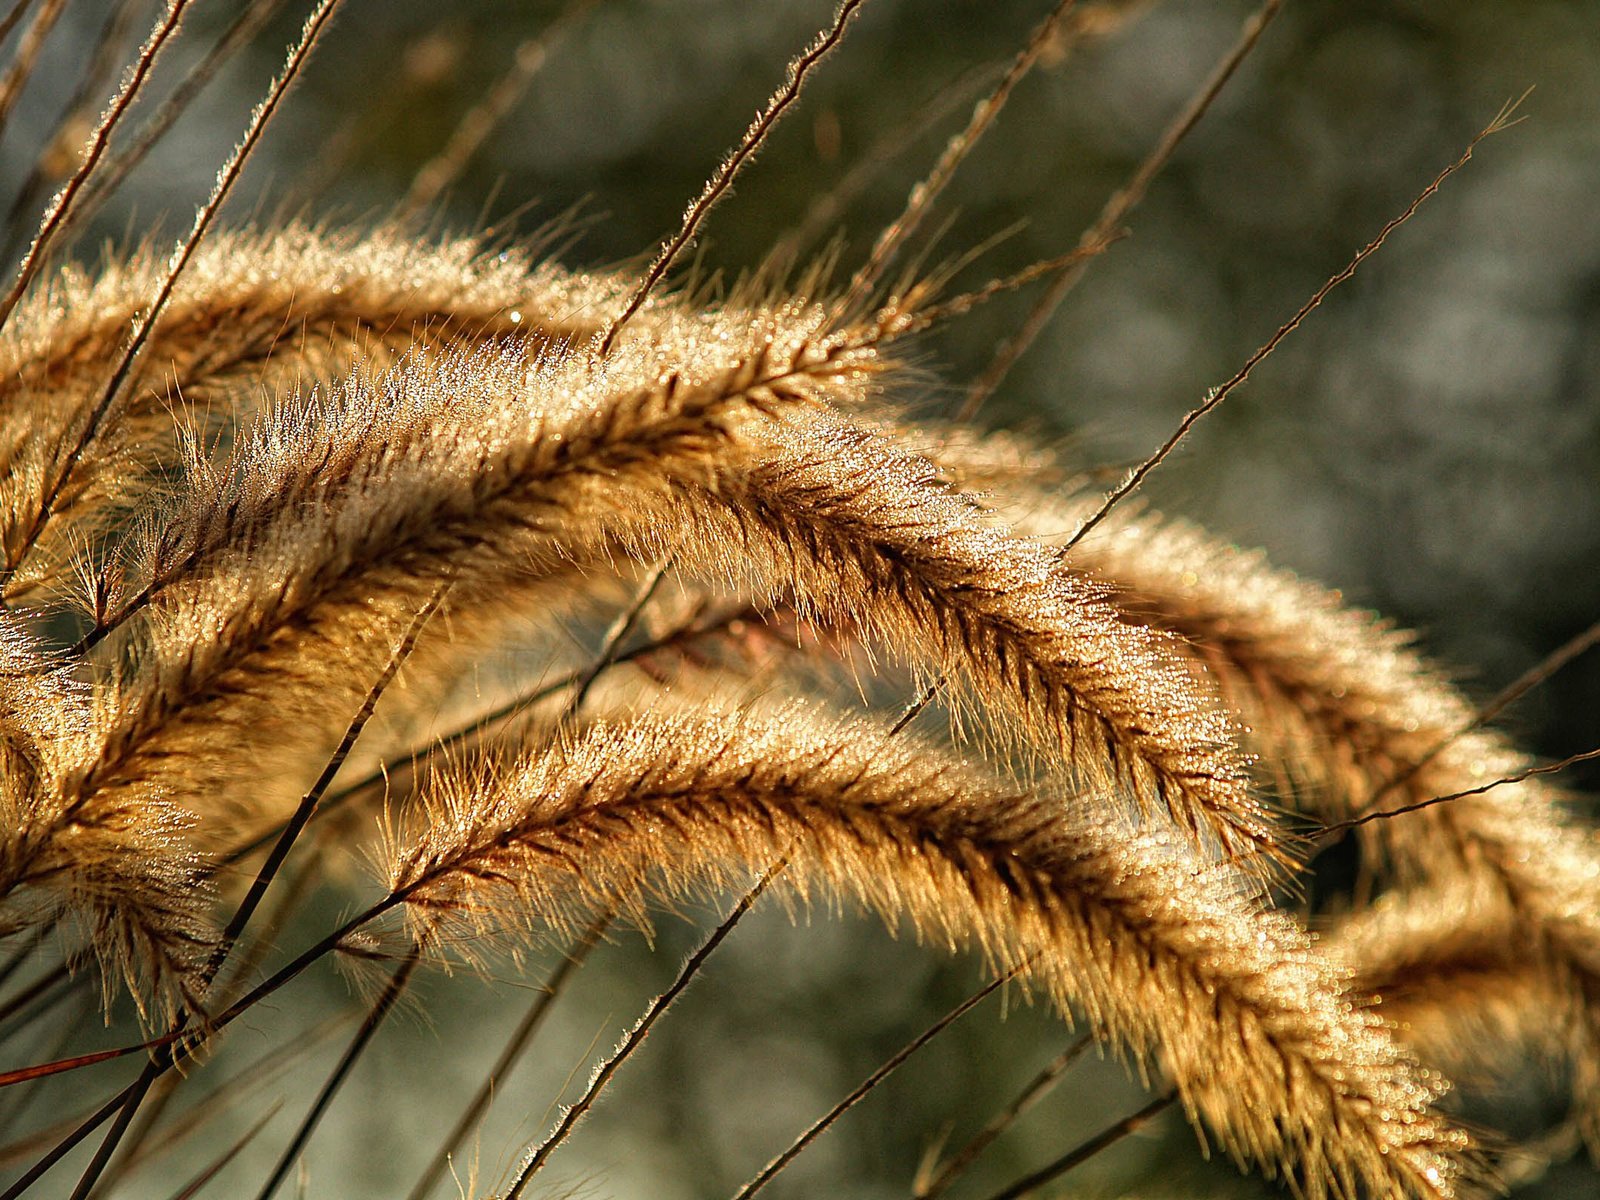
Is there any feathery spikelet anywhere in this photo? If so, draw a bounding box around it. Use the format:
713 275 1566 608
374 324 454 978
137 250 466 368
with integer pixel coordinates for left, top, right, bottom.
1034 495 1600 1135
388 704 1475 1200
610 415 1283 875
0 3 1582 1193
69 309 879 849
0 614 212 1021
1326 877 1600 1128
0 224 634 601
0 303 878 1016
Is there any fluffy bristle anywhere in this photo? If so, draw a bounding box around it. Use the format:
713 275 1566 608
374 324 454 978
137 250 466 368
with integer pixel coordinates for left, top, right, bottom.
390 704 1477 1200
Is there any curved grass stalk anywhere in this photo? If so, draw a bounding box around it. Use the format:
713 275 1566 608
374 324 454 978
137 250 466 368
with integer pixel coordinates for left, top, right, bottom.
982 1090 1177 1200
0 313 874 1020
0 612 210 1024
254 948 419 1200
835 0 1080 317
79 307 876 810
633 416 1282 873
0 0 198 337
1 0 317 620
386 704 1477 1200
0 226 629 606
599 0 871 352
0 0 150 263
397 0 600 224
1022 492 1600 1135
912 1035 1093 1200
500 873 774 1198
959 0 1284 420
55 0 297 251
1324 877 1600 1131
0 0 70 151
404 915 608 1200
731 970 1014 1200
1062 98 1524 553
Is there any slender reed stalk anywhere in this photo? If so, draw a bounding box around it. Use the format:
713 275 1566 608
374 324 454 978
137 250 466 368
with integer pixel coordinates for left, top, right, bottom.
0 0 68 148
731 970 1015 1200
959 0 1285 420
254 949 420 1200
397 0 600 224
836 0 1078 316
0 0 197 335
600 0 870 352
404 916 608 1200
0 0 346 600
502 871 778 1199
1064 95 1524 551
0 0 148 262
913 1036 1093 1200
982 1090 1177 1200
386 705 1476 1199
59 0 298 249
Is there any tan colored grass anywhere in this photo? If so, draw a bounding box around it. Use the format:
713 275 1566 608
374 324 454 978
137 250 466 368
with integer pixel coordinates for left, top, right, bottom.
392 704 1476 1200
0 226 635 603
606 414 1284 875
969 482 1600 1138
0 4 1587 1198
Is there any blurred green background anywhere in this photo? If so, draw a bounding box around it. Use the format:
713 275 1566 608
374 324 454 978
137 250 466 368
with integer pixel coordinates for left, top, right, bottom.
8 1 1599 1196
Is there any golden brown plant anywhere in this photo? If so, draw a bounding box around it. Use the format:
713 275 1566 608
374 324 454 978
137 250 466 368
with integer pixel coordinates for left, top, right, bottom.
0 4 1593 1200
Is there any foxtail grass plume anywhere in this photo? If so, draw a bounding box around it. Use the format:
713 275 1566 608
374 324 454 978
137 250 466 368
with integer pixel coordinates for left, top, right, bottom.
0 3 1587 1199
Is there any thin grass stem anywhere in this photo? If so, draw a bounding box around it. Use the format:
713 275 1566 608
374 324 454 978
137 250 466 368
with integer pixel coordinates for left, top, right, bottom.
768 62 1000 266
0 0 68 150
111 1013 354 1186
227 601 760 867
1317 743 1600 841
93 846 330 1194
404 914 609 1200
0 0 150 263
397 0 599 223
913 1035 1093 1200
599 0 869 352
0 0 197 336
502 867 781 1198
0 994 92 1148
62 578 443 1200
561 559 672 722
253 948 421 1200
1365 616 1600 812
1063 94 1525 551
1 0 347 586
959 0 1284 420
218 582 447 962
60 0 298 247
837 0 1077 317
165 1104 281 1200
730 968 1018 1200
981 1089 1177 1200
